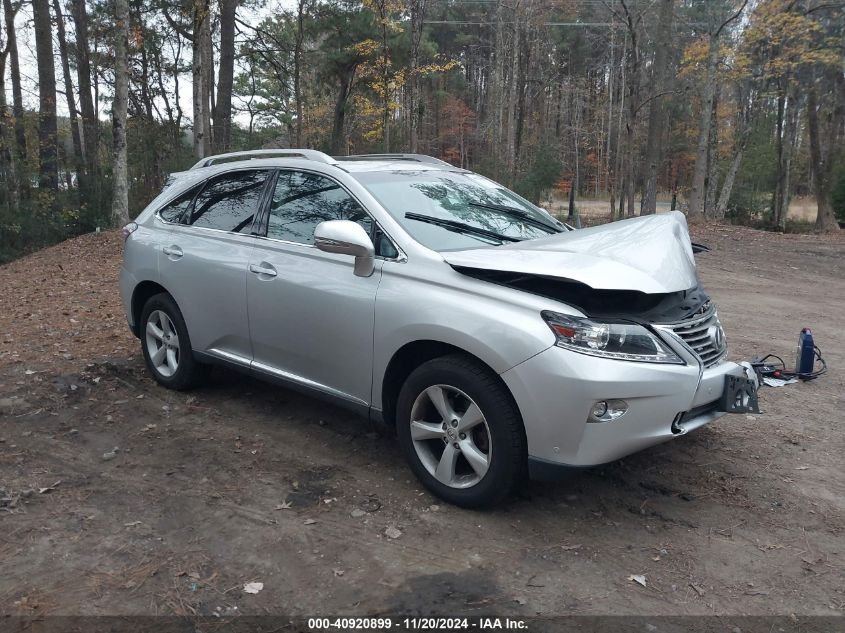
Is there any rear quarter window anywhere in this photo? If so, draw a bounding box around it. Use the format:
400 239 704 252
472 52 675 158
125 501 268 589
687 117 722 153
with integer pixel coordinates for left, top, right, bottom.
189 170 269 233
157 186 201 223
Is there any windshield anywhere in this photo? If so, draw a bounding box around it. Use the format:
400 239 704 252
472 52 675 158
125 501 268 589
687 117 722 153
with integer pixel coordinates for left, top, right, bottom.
352 170 565 251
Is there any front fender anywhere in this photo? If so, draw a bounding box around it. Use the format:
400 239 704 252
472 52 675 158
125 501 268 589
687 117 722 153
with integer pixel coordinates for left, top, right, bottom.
371 263 557 408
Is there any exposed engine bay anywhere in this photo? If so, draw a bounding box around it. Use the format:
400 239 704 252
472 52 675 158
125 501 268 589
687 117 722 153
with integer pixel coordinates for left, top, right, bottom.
451 266 711 323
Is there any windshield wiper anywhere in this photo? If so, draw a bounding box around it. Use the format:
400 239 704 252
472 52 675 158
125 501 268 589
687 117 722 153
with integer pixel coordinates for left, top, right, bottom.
466 201 563 233
405 212 522 244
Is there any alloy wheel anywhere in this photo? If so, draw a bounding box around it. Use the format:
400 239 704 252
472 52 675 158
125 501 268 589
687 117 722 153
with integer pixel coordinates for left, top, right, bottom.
145 310 180 377
409 384 492 489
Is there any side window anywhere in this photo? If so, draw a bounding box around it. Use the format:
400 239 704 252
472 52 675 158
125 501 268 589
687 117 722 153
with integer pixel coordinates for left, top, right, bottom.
189 170 268 233
158 185 200 223
267 171 372 245
374 226 399 259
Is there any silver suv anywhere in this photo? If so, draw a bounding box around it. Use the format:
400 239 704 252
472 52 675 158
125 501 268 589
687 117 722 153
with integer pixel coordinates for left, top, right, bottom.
120 149 758 507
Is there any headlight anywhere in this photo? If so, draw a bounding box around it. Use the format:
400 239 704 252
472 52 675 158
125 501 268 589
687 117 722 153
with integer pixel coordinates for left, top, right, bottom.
541 311 683 364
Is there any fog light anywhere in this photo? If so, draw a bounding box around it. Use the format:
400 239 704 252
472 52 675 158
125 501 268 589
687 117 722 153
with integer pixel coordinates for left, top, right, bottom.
588 399 629 423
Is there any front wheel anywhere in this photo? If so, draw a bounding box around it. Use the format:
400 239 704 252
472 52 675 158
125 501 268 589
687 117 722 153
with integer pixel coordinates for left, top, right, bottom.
396 354 526 508
140 293 208 390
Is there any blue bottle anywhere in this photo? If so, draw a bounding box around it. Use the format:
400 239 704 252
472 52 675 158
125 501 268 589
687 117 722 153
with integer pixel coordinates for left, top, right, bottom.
796 328 815 375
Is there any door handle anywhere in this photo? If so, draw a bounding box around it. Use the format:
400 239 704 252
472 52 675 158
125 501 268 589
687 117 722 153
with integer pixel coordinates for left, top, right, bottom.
249 263 277 277
163 245 183 258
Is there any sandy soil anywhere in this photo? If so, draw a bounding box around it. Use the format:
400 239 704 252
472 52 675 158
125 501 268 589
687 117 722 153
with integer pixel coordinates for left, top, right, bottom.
0 224 843 618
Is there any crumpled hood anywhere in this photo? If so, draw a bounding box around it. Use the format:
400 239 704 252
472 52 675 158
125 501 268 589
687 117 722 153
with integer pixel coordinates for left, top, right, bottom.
443 211 698 294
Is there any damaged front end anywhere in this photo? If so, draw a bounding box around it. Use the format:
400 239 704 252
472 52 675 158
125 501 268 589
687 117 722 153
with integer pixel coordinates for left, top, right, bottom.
445 211 729 367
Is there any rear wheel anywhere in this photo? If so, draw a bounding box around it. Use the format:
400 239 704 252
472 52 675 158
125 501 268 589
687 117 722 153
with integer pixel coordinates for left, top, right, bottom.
140 293 208 390
396 354 526 508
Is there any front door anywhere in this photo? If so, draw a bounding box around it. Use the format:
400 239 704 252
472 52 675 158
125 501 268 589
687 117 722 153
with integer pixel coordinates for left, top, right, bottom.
246 169 383 406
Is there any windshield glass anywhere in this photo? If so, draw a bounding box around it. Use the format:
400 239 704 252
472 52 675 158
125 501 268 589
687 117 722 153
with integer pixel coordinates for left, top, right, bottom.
352 170 564 251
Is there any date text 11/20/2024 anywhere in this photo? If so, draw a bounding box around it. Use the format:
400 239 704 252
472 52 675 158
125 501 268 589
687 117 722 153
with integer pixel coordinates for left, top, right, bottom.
308 617 528 630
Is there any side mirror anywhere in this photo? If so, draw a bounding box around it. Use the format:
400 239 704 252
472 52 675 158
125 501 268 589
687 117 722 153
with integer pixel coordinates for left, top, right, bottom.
314 220 376 277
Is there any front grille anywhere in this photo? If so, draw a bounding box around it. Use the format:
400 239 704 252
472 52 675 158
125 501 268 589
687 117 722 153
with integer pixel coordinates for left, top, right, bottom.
663 305 727 368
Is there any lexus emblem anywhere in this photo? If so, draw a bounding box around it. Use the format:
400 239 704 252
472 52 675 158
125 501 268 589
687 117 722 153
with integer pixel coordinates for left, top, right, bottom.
707 324 724 349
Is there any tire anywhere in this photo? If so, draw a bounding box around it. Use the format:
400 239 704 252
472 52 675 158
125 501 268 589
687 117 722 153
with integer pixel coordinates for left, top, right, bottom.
396 354 526 508
139 293 209 390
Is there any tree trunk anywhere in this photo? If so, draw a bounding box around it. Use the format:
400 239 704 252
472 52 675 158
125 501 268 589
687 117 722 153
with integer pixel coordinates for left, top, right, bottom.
621 3 640 218
715 147 742 220
491 0 504 178
0 47 20 213
70 0 98 180
715 110 752 219
611 33 628 221
772 89 801 231
202 7 213 154
704 85 720 217
505 14 519 183
408 0 427 153
605 27 615 198
807 83 841 232
380 0 390 152
292 0 304 147
112 0 130 225
688 33 718 216
32 0 58 189
641 0 673 215
331 66 355 154
2 0 26 182
53 0 83 182
213 0 237 153
192 0 211 158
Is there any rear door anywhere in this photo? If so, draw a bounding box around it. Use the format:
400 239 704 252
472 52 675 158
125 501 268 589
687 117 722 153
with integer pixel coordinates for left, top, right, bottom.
246 169 384 407
159 168 272 365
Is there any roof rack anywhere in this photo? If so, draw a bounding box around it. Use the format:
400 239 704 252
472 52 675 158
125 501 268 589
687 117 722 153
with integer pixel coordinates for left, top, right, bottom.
190 149 337 170
334 153 453 167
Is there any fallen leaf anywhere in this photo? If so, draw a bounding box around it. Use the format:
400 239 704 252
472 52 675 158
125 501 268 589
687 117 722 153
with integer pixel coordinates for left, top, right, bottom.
689 583 706 597
243 582 263 594
275 501 292 510
628 574 647 587
38 480 61 494
303 518 317 525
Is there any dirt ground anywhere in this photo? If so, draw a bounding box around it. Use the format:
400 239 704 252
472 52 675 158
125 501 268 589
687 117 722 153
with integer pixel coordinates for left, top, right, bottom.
0 224 843 619
546 197 821 222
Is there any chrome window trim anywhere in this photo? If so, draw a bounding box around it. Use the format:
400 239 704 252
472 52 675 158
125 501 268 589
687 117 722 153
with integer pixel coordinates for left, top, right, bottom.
167 222 261 239
251 234 408 264
154 166 274 231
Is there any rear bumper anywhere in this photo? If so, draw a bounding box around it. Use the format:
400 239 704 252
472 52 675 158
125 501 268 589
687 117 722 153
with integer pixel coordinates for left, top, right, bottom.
501 345 746 470
119 265 139 336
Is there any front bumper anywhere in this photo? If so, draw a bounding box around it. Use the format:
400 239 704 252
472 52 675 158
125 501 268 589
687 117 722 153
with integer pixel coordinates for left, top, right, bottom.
500 345 748 474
